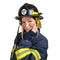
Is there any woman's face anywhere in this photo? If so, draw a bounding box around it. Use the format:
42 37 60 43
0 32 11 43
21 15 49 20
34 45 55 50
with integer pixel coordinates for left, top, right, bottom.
22 16 37 32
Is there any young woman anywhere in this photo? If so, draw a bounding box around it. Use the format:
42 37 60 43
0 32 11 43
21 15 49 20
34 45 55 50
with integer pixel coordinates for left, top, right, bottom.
10 3 48 60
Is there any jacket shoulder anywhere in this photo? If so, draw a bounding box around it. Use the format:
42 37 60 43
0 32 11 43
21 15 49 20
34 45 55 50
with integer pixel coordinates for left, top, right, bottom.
40 33 48 42
38 33 48 48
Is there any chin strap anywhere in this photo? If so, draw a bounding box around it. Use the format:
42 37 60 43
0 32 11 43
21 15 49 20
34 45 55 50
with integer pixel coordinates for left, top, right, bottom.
17 22 23 39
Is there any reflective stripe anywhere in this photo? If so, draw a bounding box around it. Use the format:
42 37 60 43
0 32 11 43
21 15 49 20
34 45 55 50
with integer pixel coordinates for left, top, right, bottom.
17 50 29 56
15 48 30 55
11 44 16 57
15 48 41 60
32 12 39 15
11 48 15 57
32 49 41 60
35 50 41 59
12 48 15 53
15 48 31 60
17 51 31 60
31 50 38 60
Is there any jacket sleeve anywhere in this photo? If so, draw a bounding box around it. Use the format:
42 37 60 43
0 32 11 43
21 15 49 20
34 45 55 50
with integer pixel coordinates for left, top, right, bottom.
10 32 33 60
10 33 22 60
31 35 48 60
20 31 48 60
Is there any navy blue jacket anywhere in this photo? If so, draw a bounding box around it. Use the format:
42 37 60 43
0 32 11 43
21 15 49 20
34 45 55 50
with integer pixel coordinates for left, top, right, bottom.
10 30 48 60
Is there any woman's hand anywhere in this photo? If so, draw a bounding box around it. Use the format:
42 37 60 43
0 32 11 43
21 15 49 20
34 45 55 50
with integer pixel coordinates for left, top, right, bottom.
32 24 38 33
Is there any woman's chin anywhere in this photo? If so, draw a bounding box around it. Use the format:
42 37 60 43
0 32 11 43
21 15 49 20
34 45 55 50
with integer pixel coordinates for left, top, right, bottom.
25 29 31 32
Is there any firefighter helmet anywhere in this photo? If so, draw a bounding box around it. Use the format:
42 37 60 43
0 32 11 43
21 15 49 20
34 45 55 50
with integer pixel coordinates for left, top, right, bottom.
15 3 43 20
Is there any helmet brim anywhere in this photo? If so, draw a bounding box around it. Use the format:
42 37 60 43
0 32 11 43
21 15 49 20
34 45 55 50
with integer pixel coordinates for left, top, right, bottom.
15 13 43 20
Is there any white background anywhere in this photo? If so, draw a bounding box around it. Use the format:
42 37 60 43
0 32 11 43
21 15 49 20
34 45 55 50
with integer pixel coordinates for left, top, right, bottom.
0 0 60 60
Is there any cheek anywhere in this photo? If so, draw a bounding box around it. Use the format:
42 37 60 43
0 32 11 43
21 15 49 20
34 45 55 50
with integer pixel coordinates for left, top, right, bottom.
30 22 36 28
23 26 31 32
22 25 32 31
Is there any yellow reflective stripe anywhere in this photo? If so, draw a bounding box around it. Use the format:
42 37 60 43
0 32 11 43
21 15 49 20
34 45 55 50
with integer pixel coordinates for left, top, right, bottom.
34 50 41 60
32 12 39 15
31 49 41 60
12 48 15 53
15 48 31 60
15 48 41 60
17 50 31 60
11 48 15 56
31 50 38 60
15 48 30 55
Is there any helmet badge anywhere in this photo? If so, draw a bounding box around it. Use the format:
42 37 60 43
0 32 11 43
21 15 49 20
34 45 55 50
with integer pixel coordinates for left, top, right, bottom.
21 9 27 15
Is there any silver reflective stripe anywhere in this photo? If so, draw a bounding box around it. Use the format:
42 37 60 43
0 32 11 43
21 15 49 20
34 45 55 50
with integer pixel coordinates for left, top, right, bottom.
16 50 29 56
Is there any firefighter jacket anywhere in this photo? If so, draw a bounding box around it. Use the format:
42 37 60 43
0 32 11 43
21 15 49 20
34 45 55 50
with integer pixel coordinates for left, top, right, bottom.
10 30 48 60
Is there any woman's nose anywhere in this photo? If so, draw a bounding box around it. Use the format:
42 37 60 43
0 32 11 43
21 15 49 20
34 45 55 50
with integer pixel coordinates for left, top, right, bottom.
25 22 29 27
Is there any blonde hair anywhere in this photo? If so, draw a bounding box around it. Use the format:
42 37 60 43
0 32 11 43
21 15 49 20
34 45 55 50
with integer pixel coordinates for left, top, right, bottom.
35 17 42 29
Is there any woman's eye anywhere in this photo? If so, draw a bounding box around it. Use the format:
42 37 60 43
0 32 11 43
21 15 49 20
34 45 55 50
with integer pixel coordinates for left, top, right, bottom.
28 21 32 22
22 22 25 23
22 22 25 25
